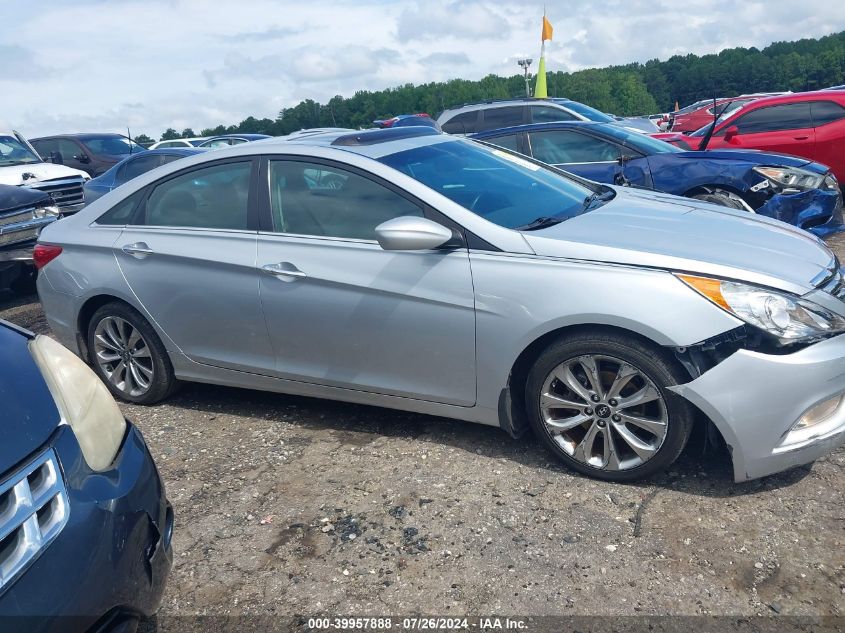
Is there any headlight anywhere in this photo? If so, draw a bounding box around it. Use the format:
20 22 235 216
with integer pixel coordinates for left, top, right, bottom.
29 335 126 471
32 205 61 218
752 166 825 192
676 274 845 341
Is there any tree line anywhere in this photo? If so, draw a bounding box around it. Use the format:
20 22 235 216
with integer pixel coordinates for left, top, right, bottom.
136 30 845 144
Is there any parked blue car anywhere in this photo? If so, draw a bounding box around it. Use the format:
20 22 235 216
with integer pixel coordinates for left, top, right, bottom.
84 148 204 204
472 121 844 237
0 320 172 631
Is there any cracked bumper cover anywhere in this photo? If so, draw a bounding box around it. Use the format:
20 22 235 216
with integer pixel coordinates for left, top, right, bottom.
669 332 845 482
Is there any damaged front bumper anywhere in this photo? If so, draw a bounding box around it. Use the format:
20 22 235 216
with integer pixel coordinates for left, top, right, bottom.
756 188 845 238
0 422 173 631
670 332 845 482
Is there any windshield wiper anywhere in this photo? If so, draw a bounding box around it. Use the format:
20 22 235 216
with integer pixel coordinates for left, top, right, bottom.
582 189 615 211
515 216 564 231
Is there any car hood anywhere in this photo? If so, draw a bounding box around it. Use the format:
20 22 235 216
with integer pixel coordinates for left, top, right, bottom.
0 162 90 186
523 187 834 295
0 183 52 213
0 324 60 477
673 149 821 172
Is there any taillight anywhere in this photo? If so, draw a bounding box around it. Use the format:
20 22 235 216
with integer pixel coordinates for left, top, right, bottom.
33 243 62 269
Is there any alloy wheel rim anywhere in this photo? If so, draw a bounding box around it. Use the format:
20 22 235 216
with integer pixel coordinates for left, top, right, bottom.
539 354 668 471
93 316 154 397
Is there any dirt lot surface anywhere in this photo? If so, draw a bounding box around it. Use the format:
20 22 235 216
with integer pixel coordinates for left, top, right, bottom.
2 235 845 624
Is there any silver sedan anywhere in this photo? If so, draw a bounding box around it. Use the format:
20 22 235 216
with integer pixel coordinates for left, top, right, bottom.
35 127 845 482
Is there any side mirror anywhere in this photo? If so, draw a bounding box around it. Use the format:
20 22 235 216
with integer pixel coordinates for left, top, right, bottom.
723 125 739 142
51 151 64 165
374 216 454 251
74 154 91 164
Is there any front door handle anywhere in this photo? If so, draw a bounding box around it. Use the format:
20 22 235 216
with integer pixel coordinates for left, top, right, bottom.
793 135 810 140
261 262 307 280
122 242 154 258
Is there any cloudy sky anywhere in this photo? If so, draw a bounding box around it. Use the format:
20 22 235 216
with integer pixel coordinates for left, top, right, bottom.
3 0 845 138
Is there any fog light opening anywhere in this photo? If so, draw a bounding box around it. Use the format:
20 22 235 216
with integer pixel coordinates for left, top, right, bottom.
778 393 845 451
795 394 843 430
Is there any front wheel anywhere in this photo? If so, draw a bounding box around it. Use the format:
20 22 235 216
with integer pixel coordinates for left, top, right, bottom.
525 331 694 482
87 302 177 404
691 192 746 210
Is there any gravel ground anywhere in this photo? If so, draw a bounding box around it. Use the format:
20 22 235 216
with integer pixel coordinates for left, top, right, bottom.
2 235 844 624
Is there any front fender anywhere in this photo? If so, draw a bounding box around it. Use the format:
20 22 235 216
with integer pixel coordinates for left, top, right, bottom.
756 189 843 236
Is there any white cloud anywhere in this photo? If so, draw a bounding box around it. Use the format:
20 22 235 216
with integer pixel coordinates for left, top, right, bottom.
2 0 844 138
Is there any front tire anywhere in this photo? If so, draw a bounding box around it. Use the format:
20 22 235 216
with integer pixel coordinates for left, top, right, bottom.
525 331 694 482
87 302 176 404
691 192 746 210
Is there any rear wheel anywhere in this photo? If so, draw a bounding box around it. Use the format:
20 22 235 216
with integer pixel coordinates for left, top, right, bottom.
87 302 176 404
525 331 694 482
691 192 746 210
9 264 37 295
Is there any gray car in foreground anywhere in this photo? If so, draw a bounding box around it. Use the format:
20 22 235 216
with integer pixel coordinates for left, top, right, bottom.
35 127 845 482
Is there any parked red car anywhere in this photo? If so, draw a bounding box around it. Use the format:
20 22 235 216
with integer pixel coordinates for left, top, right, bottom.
653 91 845 182
670 96 757 132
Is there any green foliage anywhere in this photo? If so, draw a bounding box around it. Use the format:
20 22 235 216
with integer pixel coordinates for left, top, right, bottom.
165 31 845 137
160 128 181 141
133 133 154 145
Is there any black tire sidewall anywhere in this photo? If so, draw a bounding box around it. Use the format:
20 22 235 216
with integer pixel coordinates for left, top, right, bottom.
691 192 746 210
525 331 694 482
87 302 175 405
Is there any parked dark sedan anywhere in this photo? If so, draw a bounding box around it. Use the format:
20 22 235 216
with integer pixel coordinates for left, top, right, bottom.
30 134 147 178
0 184 58 294
198 133 271 148
84 148 204 204
472 121 844 237
0 320 172 632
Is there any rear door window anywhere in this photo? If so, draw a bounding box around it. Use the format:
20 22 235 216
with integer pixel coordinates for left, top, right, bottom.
117 155 164 184
480 107 525 131
731 103 813 134
142 161 252 230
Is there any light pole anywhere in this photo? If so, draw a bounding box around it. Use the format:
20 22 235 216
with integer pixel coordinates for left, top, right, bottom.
517 58 533 98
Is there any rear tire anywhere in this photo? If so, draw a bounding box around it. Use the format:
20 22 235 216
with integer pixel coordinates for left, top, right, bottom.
524 330 694 482
9 265 37 295
87 302 177 404
691 192 746 210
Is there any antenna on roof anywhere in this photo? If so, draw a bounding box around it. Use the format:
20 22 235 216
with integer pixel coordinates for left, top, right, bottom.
127 127 134 154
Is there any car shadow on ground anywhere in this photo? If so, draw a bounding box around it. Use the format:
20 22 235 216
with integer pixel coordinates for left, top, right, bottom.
161 381 813 500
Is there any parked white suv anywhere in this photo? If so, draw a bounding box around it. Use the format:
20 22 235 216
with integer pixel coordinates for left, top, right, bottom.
0 129 89 214
148 137 209 149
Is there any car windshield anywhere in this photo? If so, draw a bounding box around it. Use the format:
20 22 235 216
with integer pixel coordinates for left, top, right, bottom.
378 139 599 229
689 102 749 137
82 136 145 155
0 134 42 166
595 124 682 154
554 100 615 123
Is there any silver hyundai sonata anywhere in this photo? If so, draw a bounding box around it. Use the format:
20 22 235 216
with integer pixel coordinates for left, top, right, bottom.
35 127 845 482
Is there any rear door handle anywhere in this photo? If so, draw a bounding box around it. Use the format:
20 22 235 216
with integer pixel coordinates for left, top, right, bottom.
261 262 307 280
793 135 810 140
122 242 154 258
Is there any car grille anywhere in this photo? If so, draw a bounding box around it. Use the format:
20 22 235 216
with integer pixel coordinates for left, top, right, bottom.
26 176 86 212
813 258 845 301
0 450 69 591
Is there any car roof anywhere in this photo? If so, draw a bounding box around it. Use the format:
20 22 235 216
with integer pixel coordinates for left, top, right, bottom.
471 120 607 138
250 126 451 159
128 148 203 156
735 90 845 108
204 133 271 140
30 133 129 140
